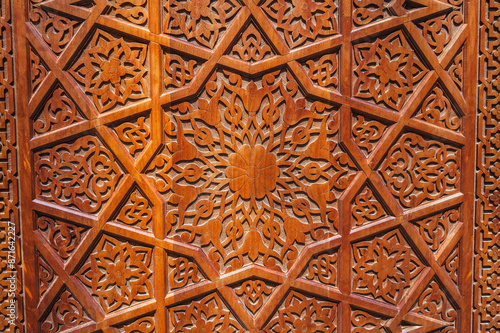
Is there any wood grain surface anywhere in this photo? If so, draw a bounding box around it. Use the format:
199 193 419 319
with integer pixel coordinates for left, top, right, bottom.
0 0 485 331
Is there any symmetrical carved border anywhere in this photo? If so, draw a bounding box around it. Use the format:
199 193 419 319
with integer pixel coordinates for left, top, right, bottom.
476 0 500 331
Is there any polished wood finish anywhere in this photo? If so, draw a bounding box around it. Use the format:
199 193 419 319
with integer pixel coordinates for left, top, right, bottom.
2 0 483 331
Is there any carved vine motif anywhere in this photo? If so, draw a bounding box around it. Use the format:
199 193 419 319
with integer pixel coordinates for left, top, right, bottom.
163 0 241 49
415 86 461 132
353 228 424 305
77 235 153 313
41 290 90 333
115 116 151 156
108 0 148 26
353 0 393 27
29 8 78 54
352 186 386 226
231 24 273 62
414 209 459 252
37 215 86 260
448 48 463 90
164 53 200 90
70 30 148 112
234 280 273 314
304 53 338 90
418 11 463 55
411 281 457 329
303 252 337 286
38 255 55 296
116 190 153 231
148 70 356 273
34 136 123 213
168 255 203 290
353 31 428 111
263 291 337 332
169 293 244 332
352 114 387 155
30 49 48 93
33 87 84 135
116 316 155 333
351 309 388 332
262 0 338 49
444 246 458 284
379 133 460 208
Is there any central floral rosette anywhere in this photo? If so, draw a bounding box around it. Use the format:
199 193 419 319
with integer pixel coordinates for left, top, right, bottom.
225 145 280 200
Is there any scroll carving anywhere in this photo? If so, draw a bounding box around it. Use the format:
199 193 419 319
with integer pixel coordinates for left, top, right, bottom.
77 235 153 313
70 30 148 112
418 11 463 55
352 185 387 226
41 290 90 333
380 133 460 208
163 0 241 48
263 291 337 333
30 49 48 93
116 190 153 231
34 136 123 213
353 31 428 111
33 87 84 135
37 215 86 260
168 255 203 290
353 228 424 304
231 24 273 62
413 209 459 252
352 114 387 155
169 293 244 332
411 281 457 330
148 70 356 273
38 255 55 296
164 53 200 90
29 8 78 54
234 280 273 314
303 252 338 286
414 86 461 132
304 53 338 90
262 0 338 49
115 116 151 157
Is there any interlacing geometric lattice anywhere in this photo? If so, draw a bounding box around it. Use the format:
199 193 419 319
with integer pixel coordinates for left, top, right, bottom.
7 0 481 331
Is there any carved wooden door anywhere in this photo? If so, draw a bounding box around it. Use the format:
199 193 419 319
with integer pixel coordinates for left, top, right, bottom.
9 0 477 331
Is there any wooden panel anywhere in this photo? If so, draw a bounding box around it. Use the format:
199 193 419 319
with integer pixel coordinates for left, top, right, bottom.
6 0 480 332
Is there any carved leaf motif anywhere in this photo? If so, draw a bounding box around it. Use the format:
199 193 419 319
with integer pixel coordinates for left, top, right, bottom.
147 70 356 273
231 24 273 62
380 133 460 208
353 31 429 111
37 215 86 260
414 86 461 131
169 293 244 332
33 87 84 136
163 0 241 49
70 30 148 112
262 0 338 49
29 8 78 54
77 235 153 313
168 255 203 290
352 114 387 156
234 280 273 314
116 190 153 231
411 280 457 330
41 290 90 333
164 53 200 90
353 0 393 26
303 252 338 286
414 209 459 252
352 185 387 226
263 291 337 333
115 116 151 156
353 228 424 304
304 53 339 90
34 136 124 213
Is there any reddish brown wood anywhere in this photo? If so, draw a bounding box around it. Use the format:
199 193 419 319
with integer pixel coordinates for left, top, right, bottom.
4 0 482 332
